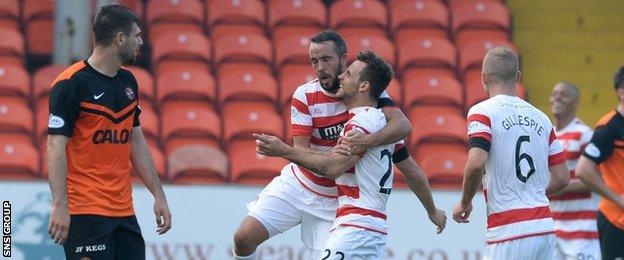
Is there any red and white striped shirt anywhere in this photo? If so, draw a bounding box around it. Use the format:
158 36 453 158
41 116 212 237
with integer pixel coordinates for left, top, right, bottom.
467 95 566 244
550 118 599 240
290 79 394 197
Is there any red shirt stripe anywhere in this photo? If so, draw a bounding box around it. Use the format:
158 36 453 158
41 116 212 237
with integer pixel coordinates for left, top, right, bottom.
305 91 339 105
336 206 387 220
310 136 338 147
554 230 599 240
549 151 566 166
557 132 582 140
299 167 336 187
292 124 313 136
549 129 557 145
487 231 554 245
291 98 310 115
468 114 491 127
337 185 360 198
551 210 597 220
549 192 592 201
311 114 348 127
487 206 552 228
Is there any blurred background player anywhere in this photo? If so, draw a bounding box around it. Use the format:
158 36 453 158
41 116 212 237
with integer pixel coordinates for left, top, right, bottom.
47 5 171 259
453 46 570 260
548 82 600 260
254 50 446 259
577 66 624 259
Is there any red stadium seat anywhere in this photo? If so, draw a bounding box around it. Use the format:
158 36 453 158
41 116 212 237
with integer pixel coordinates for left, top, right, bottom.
210 24 265 42
464 72 527 109
344 34 396 65
23 0 54 57
386 78 403 106
391 0 449 43
274 31 315 68
146 0 204 25
0 98 34 135
33 64 67 99
0 27 24 58
132 144 166 183
222 102 283 145
167 144 229 184
0 138 39 179
0 0 19 30
148 22 204 45
409 105 466 147
398 37 457 76
214 33 272 65
403 74 463 109
269 0 326 31
218 63 272 81
279 64 316 106
35 98 48 143
330 0 388 38
459 39 516 75
448 0 504 9
207 0 265 38
415 142 466 186
138 105 159 144
218 70 278 105
454 29 509 49
23 0 54 21
151 31 211 73
229 139 288 185
160 101 221 153
282 105 292 144
156 67 216 105
0 65 30 101
124 66 154 103
452 0 510 46
110 0 144 16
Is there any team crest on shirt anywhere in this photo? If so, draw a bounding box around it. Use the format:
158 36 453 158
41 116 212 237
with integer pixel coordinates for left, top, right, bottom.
585 143 600 158
124 87 135 100
48 114 65 128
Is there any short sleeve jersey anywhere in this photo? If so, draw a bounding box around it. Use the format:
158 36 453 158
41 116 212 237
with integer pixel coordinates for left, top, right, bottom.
582 110 624 230
466 95 566 244
48 61 141 217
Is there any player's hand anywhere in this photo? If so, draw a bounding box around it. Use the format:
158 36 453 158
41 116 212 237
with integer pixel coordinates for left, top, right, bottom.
331 143 351 156
428 208 447 234
452 202 473 223
253 133 290 157
48 204 70 245
154 197 172 235
340 130 376 155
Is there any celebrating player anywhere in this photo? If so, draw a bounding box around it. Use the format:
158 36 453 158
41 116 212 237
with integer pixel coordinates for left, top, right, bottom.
254 50 446 259
452 46 570 259
47 5 171 259
233 30 445 260
548 82 601 260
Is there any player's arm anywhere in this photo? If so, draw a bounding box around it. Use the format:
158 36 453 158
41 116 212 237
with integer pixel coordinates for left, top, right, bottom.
131 126 172 234
395 154 446 233
47 134 70 244
576 126 624 207
341 106 411 152
292 136 331 156
255 134 359 179
552 131 594 195
546 163 570 196
456 147 488 215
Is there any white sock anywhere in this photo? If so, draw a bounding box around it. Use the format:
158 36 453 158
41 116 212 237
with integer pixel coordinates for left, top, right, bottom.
233 250 256 260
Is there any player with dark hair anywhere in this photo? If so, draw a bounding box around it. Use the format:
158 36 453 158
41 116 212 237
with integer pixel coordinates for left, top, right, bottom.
47 5 171 259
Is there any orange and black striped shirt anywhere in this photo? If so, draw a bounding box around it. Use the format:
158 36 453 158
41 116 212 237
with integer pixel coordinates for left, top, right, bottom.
48 60 141 217
582 110 624 230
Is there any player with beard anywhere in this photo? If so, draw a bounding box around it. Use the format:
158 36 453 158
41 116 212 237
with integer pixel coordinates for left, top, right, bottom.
233 31 446 259
47 5 171 259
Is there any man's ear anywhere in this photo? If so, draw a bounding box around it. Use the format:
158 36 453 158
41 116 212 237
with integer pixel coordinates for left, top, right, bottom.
115 31 125 46
617 88 624 101
359 81 370 93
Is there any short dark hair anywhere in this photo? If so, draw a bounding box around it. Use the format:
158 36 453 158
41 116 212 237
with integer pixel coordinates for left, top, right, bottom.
93 5 141 46
614 66 624 90
356 50 394 100
310 29 347 57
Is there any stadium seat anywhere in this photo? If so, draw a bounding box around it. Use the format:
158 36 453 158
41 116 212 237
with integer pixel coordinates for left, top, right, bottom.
218 70 278 105
274 30 315 69
156 67 216 105
459 39 516 76
229 139 288 185
391 0 449 44
330 0 388 38
151 31 211 73
160 101 221 153
414 142 467 186
279 64 316 106
0 27 24 59
148 22 204 43
214 33 272 66
448 0 504 9
409 105 466 147
33 64 67 99
0 0 19 31
386 78 403 106
108 0 144 16
398 37 457 77
222 102 283 145
167 144 229 184
124 66 154 103
0 138 39 179
454 29 509 49
403 74 463 109
23 0 54 57
344 34 396 65
132 144 166 183
207 0 265 40
0 65 30 101
23 0 54 21
452 0 510 47
138 105 159 145
0 98 34 136
35 98 48 143
464 72 527 109
282 106 292 144
269 0 326 30
146 0 204 25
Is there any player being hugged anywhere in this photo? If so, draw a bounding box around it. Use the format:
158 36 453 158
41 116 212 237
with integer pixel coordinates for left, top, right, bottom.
452 47 570 260
254 50 446 259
